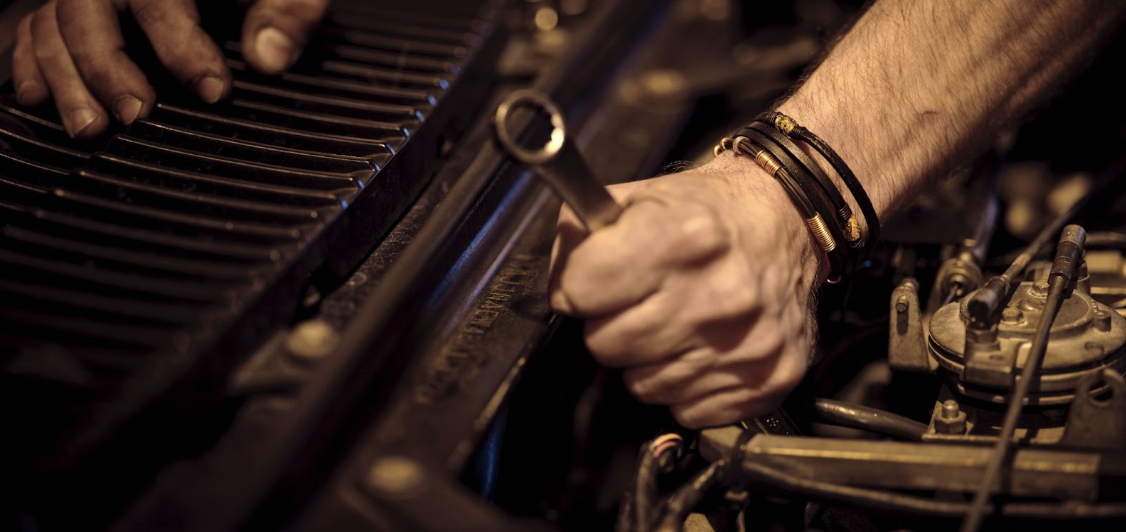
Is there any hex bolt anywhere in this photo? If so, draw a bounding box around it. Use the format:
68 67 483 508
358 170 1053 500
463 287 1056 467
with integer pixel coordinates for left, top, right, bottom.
941 400 960 419
1000 307 1023 325
934 399 967 435
1094 309 1112 332
1030 279 1050 298
367 456 425 499
895 294 910 314
285 320 338 364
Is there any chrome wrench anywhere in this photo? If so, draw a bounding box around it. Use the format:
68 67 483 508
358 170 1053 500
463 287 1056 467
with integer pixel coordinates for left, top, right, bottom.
493 89 622 231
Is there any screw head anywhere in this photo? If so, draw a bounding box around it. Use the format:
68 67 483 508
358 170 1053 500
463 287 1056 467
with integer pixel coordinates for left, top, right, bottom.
286 320 338 363
1094 309 1113 332
367 456 425 499
934 400 967 435
941 400 960 419
1001 307 1023 324
895 295 910 313
1030 280 1050 297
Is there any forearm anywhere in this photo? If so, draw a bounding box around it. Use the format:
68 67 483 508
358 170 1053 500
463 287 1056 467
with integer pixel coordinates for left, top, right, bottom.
777 0 1126 232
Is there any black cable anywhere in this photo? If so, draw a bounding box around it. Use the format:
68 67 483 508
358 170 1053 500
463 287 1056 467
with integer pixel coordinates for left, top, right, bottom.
633 445 660 532
739 460 977 518
810 399 929 441
1086 231 1126 248
967 156 1123 326
735 458 1126 520
654 461 724 532
960 225 1086 532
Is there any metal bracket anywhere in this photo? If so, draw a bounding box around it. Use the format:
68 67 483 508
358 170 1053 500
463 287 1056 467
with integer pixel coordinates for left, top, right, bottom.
1060 368 1126 450
888 277 931 373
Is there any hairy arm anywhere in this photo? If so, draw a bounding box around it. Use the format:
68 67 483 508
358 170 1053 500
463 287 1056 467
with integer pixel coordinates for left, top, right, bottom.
550 0 1126 429
779 0 1126 228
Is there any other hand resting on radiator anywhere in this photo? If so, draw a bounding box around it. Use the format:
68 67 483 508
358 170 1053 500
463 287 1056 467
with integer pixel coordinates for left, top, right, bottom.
11 0 330 139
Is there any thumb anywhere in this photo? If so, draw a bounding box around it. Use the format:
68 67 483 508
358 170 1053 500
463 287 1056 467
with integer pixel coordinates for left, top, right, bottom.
241 0 330 74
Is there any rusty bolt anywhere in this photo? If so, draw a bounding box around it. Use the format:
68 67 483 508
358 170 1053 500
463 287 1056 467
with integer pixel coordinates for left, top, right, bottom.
367 456 426 499
895 294 910 314
285 320 338 364
1094 310 1112 332
934 399 967 435
1030 280 1050 297
1001 307 1023 325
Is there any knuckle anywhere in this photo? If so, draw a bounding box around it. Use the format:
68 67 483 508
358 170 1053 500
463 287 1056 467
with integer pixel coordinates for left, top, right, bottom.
251 0 329 33
129 0 170 28
671 405 708 429
719 282 759 317
274 0 330 22
663 206 730 264
76 61 115 91
625 376 666 405
750 324 786 358
583 329 629 366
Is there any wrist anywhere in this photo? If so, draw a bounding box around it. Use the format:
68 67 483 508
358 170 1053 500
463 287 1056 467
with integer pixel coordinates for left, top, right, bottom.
705 153 829 288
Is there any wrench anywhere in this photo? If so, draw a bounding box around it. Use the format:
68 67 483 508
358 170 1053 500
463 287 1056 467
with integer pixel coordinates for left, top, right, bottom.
493 89 622 231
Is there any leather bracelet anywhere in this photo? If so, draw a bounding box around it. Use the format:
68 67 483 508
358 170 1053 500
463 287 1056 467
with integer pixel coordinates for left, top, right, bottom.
739 129 847 282
745 121 861 249
760 111 881 251
725 133 845 283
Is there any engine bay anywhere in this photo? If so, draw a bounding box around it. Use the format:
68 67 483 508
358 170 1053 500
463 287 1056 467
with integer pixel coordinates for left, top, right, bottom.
3 1 1126 531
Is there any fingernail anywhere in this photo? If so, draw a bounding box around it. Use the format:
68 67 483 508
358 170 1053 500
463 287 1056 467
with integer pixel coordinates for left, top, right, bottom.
114 95 143 125
196 76 226 104
255 27 297 73
67 108 98 138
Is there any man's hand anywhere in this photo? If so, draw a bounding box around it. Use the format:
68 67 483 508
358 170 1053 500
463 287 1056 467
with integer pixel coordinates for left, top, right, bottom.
11 0 330 139
549 155 825 428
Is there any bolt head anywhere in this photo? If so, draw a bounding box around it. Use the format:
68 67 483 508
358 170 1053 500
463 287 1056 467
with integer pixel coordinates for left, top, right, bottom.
1094 309 1113 332
941 399 960 419
367 456 425 499
1030 280 1050 297
1001 307 1023 324
895 295 910 313
934 401 968 435
286 320 338 363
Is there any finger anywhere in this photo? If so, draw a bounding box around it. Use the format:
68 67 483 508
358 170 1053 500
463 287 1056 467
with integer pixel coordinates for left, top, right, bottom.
29 3 111 138
555 199 730 316
128 0 230 103
12 14 49 106
581 290 698 367
548 204 588 315
626 335 792 408
621 318 793 404
242 0 331 74
55 0 153 125
669 387 786 429
581 254 769 365
668 342 809 429
549 181 664 315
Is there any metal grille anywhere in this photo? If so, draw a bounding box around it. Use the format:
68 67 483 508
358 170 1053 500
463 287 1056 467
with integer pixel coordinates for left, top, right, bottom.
0 0 503 470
